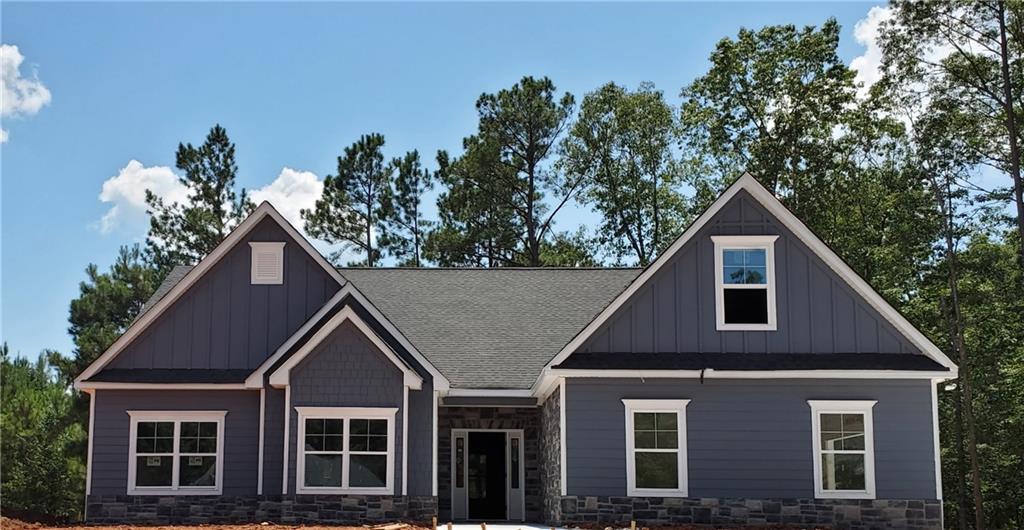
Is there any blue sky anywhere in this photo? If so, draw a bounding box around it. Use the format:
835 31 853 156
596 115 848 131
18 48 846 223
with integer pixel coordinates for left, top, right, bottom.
1 2 886 360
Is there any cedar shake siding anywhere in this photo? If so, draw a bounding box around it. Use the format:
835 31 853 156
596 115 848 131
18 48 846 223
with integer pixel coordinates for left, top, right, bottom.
577 190 920 356
285 320 409 495
105 218 340 371
563 378 937 500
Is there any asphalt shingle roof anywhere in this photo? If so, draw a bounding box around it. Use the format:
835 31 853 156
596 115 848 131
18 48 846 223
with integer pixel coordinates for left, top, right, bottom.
338 268 641 389
133 265 193 322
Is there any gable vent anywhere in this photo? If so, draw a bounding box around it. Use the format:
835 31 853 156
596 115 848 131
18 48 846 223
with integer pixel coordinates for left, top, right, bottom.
249 242 285 285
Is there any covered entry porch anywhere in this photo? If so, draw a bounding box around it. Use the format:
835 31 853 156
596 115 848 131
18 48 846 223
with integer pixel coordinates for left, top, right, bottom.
437 405 548 523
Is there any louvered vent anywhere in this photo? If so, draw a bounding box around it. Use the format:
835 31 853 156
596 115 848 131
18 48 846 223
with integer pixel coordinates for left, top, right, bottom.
249 242 285 284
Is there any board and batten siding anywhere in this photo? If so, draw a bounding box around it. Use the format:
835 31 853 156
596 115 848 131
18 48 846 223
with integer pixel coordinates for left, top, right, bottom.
579 190 918 355
285 319 433 496
89 390 261 496
564 378 937 500
107 218 340 371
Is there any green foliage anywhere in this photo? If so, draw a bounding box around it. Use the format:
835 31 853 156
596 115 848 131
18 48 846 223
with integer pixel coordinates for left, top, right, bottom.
428 76 580 266
146 124 253 271
561 82 689 265
49 245 160 390
380 150 434 267
679 19 856 197
679 18 941 300
1 344 86 521
304 133 392 266
880 0 1024 264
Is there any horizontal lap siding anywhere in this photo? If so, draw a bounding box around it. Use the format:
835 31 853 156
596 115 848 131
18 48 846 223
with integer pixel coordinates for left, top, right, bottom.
90 390 261 496
565 378 936 499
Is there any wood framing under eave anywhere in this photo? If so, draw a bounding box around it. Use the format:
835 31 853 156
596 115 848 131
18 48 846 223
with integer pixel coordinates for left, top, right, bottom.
267 306 422 389
73 201 345 388
246 283 450 390
531 174 957 397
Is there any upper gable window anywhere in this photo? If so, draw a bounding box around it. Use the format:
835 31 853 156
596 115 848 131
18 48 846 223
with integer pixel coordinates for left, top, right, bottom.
249 242 285 284
712 235 778 331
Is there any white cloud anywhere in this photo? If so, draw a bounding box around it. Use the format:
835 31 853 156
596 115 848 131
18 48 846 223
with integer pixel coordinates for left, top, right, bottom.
97 160 188 234
850 6 893 99
96 163 331 242
1 44 52 141
249 167 324 230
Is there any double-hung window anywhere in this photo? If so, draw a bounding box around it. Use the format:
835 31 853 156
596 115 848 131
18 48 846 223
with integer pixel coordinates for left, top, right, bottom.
622 399 689 497
295 407 396 494
712 235 779 331
127 411 226 495
809 400 877 499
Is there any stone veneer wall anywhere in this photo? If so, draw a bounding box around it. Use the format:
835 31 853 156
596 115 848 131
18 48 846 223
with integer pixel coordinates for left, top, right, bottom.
86 495 437 525
437 406 541 522
558 496 942 530
538 387 562 525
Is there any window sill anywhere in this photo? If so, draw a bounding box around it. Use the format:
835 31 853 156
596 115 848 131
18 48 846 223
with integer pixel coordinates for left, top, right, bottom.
815 490 876 500
716 323 777 332
626 488 689 498
127 488 222 496
296 487 393 496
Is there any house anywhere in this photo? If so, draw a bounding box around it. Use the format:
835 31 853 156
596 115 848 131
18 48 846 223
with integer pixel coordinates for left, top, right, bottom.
74 175 955 530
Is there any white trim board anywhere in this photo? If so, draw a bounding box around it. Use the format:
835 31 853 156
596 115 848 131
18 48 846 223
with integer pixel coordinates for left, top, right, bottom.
74 201 345 388
622 399 690 497
76 382 248 390
533 173 957 397
712 235 779 331
808 400 877 500
246 283 449 391
125 410 227 496
267 306 422 389
546 368 955 380
294 406 398 495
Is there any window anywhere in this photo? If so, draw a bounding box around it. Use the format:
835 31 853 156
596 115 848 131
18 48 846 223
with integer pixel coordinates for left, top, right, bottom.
809 400 877 499
127 411 226 495
712 235 778 331
249 242 285 284
622 399 689 497
295 407 396 494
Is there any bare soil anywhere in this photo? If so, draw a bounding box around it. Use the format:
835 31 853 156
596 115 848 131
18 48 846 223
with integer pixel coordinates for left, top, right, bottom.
0 518 826 530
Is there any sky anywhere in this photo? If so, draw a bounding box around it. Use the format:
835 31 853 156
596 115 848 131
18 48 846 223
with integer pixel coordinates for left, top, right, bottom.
1 2 894 360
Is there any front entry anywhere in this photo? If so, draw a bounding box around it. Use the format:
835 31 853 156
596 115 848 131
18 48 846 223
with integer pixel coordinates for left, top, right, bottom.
451 429 524 521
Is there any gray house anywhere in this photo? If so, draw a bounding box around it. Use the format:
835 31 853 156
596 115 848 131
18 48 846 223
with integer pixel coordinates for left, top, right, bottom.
75 175 955 529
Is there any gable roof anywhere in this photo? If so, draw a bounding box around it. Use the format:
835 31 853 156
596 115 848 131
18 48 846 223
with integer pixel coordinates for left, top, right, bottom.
245 282 451 390
338 268 641 389
534 174 957 394
74 202 346 387
267 306 423 389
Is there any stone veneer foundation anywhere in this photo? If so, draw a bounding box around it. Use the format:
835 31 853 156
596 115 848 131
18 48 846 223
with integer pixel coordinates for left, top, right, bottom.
558 496 942 530
85 495 437 525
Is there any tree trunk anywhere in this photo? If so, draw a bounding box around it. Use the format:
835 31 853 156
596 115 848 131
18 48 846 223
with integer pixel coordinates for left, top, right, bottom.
997 0 1024 266
366 198 375 267
942 192 985 530
944 295 970 530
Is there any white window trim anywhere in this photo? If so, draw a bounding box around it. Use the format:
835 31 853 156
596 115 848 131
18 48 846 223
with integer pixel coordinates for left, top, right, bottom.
249 242 285 285
294 406 397 495
126 410 227 496
712 235 779 331
808 400 877 499
622 399 690 497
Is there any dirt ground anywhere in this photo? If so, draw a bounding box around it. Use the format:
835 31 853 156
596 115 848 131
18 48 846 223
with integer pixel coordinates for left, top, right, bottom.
0 519 432 530
0 517 824 530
